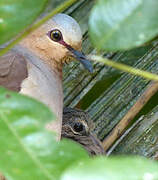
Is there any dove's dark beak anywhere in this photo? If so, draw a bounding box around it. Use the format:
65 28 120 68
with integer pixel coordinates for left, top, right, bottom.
59 40 93 73
68 47 93 73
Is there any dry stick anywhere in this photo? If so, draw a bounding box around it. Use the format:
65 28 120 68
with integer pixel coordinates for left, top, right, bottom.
153 152 158 160
0 174 5 180
106 116 144 156
102 81 158 151
107 114 158 158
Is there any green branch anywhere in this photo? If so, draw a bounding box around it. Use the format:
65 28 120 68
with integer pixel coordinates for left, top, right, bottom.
0 0 78 56
90 55 158 81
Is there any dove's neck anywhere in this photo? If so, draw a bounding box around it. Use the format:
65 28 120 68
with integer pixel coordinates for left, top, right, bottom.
14 45 63 140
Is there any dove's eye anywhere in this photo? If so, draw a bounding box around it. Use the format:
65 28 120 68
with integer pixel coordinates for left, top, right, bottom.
49 29 62 42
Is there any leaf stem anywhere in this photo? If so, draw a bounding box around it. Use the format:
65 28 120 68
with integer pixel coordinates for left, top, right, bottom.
90 55 158 81
0 0 78 56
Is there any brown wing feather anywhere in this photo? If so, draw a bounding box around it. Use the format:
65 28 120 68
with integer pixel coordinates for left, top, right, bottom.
0 50 28 92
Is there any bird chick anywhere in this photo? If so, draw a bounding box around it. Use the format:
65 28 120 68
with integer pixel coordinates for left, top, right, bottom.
62 108 105 155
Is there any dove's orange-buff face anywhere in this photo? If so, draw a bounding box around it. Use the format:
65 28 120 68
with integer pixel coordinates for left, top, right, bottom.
20 13 93 73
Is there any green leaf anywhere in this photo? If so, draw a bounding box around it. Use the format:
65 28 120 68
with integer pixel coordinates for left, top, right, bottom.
89 0 158 51
0 88 88 180
62 156 158 180
0 0 47 45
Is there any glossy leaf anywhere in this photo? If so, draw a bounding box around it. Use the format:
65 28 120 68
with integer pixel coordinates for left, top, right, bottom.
62 156 158 180
89 0 158 51
0 88 88 180
0 0 47 45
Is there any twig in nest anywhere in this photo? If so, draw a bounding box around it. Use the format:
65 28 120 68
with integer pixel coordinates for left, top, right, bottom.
102 81 158 151
106 116 143 156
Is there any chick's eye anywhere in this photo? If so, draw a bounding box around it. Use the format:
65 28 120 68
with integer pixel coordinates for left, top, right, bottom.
50 30 62 42
73 122 84 132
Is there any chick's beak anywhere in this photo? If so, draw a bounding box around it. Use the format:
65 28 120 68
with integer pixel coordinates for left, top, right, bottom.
76 132 105 155
87 133 105 155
